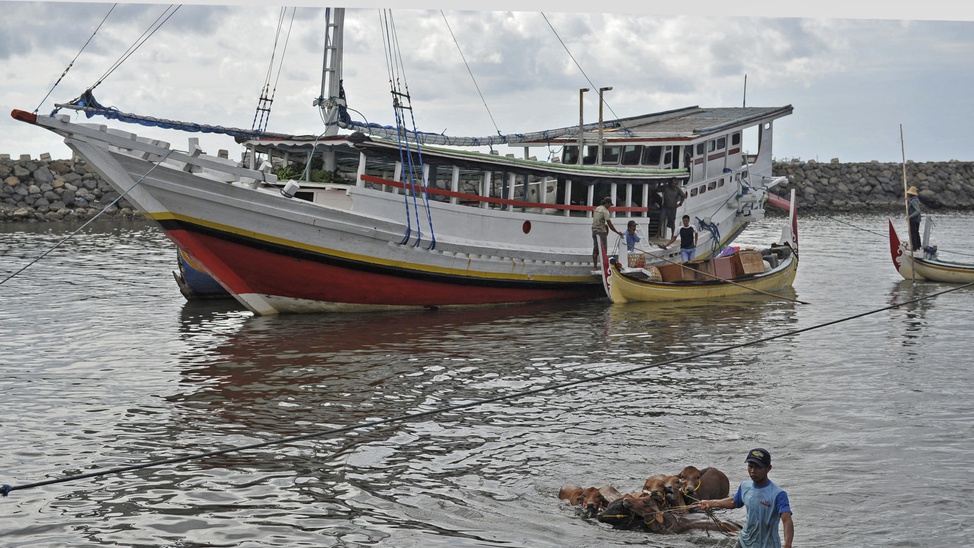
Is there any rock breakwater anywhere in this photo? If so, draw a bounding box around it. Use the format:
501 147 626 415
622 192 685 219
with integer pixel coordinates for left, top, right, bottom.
771 158 974 213
1 153 136 222
3 153 974 222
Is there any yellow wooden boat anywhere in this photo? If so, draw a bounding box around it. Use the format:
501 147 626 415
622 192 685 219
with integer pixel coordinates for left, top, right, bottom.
604 247 797 303
599 190 799 303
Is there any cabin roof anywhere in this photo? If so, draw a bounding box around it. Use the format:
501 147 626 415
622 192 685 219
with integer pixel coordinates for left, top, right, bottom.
243 104 793 155
523 105 795 145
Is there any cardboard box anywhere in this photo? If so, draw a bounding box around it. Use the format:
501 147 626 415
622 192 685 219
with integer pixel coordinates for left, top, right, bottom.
735 250 766 275
711 256 737 280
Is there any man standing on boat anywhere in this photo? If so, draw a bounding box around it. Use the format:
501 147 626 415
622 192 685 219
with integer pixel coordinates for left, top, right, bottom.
592 196 622 270
907 185 922 250
661 214 698 262
657 179 687 239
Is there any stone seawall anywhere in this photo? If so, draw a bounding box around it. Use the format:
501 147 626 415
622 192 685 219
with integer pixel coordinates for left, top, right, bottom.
3 153 974 222
770 158 974 213
1 154 136 222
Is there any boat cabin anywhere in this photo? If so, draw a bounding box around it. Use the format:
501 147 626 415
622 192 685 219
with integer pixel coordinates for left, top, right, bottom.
242 105 792 238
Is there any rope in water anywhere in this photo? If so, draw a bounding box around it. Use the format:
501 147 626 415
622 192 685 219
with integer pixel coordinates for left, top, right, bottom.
0 149 174 288
3 276 972 497
823 214 974 258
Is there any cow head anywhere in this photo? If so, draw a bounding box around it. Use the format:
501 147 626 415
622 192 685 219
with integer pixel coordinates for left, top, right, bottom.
579 486 608 517
677 466 703 497
641 474 667 504
623 496 667 532
663 475 687 509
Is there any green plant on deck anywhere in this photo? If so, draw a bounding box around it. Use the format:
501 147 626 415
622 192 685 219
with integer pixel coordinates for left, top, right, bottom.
273 157 343 184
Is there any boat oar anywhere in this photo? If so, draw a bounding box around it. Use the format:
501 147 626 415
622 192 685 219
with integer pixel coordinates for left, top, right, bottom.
630 245 809 305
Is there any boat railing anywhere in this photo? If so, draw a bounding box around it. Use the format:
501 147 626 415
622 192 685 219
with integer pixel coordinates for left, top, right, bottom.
359 174 647 217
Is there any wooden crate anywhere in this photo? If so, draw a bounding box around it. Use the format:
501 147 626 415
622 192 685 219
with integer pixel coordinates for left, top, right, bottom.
711 256 737 280
735 250 767 275
656 263 688 282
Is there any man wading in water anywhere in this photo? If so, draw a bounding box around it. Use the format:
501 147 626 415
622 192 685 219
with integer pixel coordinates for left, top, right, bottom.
697 448 794 548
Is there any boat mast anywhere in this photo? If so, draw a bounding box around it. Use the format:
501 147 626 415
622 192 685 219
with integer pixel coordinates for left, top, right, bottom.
314 7 344 171
900 123 915 281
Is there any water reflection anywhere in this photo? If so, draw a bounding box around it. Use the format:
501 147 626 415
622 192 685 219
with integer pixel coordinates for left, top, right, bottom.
886 280 934 351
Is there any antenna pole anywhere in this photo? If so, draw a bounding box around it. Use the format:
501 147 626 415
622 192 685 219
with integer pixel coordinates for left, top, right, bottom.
743 74 747 108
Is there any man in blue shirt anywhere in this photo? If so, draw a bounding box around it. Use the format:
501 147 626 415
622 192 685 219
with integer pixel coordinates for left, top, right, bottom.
624 220 641 252
698 448 794 548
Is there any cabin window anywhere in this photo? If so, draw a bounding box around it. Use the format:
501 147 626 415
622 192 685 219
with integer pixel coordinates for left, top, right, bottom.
708 180 717 190
662 145 673 167
621 145 641 165
716 137 726 150
562 145 579 165
731 132 741 146
696 143 705 155
583 146 598 165
699 185 706 195
708 140 717 153
602 146 621 164
718 178 725 188
642 146 662 166
690 187 699 197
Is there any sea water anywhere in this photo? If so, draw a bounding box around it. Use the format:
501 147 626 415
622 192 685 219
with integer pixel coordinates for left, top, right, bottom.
1 213 972 547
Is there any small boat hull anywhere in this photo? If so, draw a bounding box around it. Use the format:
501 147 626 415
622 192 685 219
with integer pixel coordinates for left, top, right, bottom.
889 218 974 283
606 251 797 303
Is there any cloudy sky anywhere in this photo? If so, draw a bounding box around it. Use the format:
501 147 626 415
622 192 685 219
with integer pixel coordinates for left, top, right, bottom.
2 1 973 163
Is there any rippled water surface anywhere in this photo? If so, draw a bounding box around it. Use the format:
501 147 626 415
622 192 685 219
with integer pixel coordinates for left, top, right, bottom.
2 214 973 547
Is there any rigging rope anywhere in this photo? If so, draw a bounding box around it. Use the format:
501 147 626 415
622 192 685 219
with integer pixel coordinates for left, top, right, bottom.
251 7 296 133
0 149 174 288
87 5 181 94
379 9 436 250
814 214 974 259
440 11 501 136
540 12 629 136
3 279 971 497
33 3 117 114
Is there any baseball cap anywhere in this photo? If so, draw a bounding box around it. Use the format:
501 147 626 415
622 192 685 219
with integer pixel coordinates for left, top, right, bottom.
745 448 771 468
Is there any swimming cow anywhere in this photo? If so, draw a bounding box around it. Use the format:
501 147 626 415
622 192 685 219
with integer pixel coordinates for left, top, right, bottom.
677 466 730 507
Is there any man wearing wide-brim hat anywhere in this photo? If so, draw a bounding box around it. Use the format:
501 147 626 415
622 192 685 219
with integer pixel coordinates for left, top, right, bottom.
907 185 922 250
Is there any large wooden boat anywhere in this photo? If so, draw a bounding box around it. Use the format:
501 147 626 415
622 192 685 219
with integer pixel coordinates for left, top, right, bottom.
888 218 974 283
601 190 799 303
11 9 793 314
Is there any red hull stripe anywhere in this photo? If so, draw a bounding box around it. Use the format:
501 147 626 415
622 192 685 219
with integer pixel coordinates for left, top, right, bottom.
158 221 603 306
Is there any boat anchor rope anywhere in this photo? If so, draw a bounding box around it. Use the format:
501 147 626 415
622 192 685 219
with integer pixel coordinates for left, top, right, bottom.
3 280 972 498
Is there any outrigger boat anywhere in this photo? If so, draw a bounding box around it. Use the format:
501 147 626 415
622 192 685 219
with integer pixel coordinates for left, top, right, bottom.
600 190 799 303
173 248 231 300
888 219 974 283
12 8 793 314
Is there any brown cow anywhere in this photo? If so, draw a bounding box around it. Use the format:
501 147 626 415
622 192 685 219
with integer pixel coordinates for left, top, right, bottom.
598 494 658 530
641 474 669 504
677 466 730 507
558 484 619 517
662 474 688 512
622 495 743 535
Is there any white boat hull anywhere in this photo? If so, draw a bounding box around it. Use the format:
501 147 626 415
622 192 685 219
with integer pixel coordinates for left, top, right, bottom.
14 109 786 314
